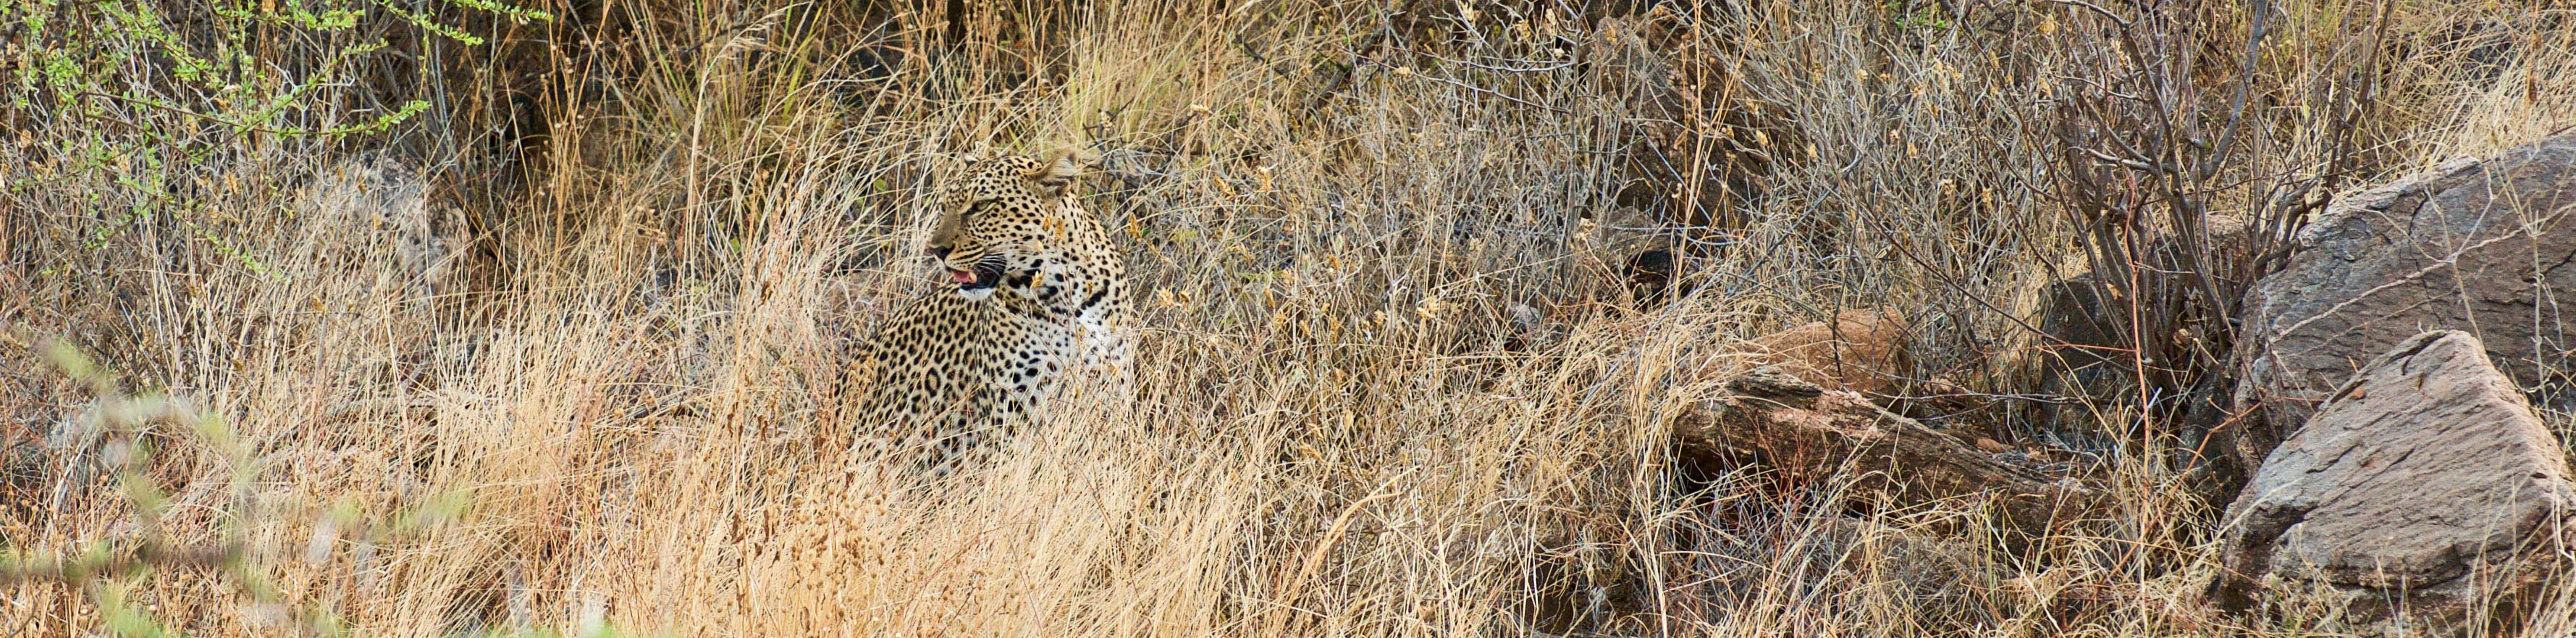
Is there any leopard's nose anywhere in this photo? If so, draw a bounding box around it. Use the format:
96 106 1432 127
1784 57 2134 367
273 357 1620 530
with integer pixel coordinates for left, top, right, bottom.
925 245 952 259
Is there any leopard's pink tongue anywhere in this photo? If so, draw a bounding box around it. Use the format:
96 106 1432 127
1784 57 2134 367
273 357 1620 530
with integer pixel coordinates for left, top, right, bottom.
948 269 976 284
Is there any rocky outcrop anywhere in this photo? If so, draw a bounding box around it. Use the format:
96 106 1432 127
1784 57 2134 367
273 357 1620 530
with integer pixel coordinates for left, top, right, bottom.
2025 214 2254 445
2208 331 2572 635
2235 132 2576 432
1741 309 1911 397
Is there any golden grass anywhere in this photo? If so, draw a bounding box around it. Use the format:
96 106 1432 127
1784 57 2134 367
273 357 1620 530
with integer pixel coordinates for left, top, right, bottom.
5 0 2576 636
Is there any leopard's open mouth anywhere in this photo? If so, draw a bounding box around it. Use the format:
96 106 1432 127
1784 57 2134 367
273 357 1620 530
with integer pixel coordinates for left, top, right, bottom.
949 264 1003 290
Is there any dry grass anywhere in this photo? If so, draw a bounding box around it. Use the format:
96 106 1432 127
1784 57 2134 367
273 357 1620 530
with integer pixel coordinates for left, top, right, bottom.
5 0 2576 636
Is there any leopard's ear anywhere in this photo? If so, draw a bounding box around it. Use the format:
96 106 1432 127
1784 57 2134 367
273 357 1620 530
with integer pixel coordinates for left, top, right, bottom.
956 138 995 165
1024 148 1098 196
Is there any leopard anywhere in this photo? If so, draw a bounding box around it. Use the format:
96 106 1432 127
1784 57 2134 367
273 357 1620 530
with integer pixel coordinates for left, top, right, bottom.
843 149 1133 477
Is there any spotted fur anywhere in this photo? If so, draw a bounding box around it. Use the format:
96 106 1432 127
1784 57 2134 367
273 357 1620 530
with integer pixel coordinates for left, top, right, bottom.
847 150 1132 475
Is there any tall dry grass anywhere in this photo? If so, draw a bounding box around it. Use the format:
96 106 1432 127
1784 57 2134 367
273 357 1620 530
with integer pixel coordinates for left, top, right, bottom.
5 0 2575 636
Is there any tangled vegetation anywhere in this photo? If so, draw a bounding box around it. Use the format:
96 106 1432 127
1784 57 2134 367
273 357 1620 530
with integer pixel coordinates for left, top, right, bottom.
3 0 2572 635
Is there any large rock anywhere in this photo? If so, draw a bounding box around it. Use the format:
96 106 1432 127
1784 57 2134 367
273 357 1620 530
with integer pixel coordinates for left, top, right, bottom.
2026 214 2253 447
2207 331 2571 634
1741 308 1911 397
2236 132 2576 431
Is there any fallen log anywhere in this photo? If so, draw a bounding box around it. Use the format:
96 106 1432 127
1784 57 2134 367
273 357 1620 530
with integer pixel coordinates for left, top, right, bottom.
1671 366 2097 532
